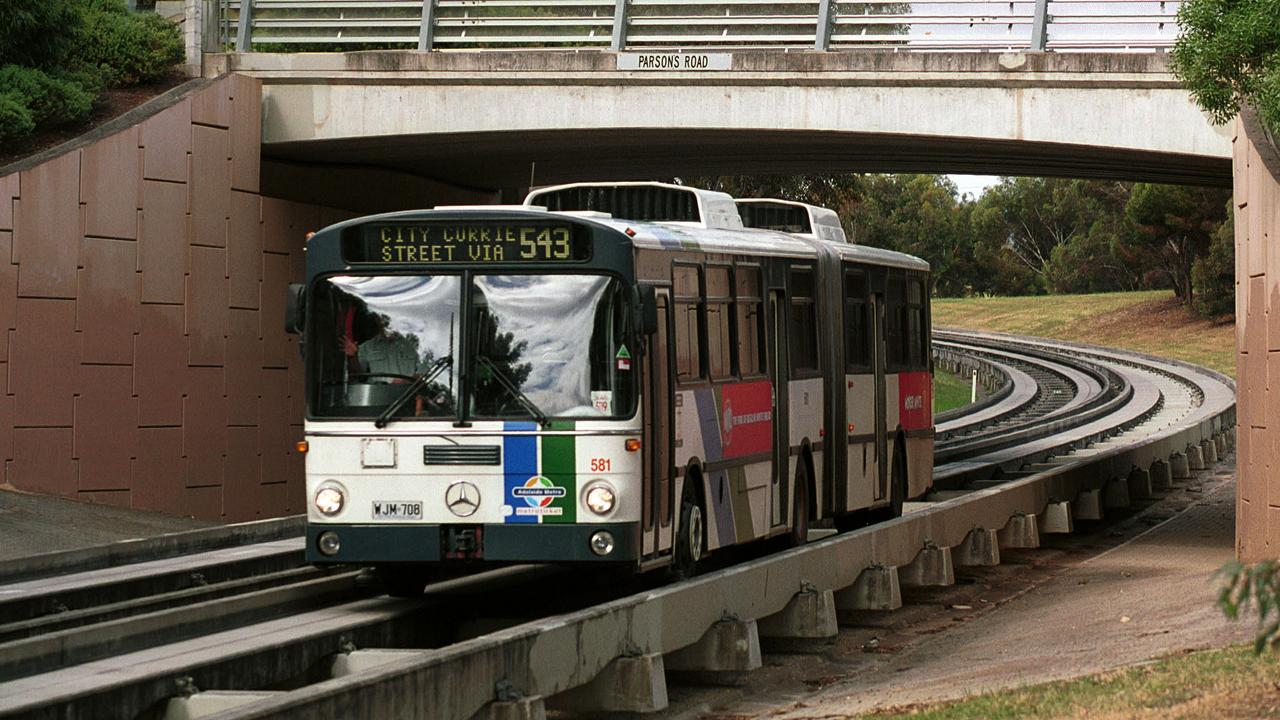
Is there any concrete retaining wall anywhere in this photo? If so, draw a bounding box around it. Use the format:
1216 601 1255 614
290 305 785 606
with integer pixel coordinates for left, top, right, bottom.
1234 110 1280 561
0 75 348 522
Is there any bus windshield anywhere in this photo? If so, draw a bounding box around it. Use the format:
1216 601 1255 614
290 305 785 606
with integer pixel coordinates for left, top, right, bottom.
309 273 636 422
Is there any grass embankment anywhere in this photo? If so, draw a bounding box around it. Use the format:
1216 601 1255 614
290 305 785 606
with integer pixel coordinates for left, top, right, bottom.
866 645 1280 719
932 290 1235 377
933 369 974 414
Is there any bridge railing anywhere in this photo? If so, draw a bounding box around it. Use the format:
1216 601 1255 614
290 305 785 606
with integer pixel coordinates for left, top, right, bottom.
218 0 1182 53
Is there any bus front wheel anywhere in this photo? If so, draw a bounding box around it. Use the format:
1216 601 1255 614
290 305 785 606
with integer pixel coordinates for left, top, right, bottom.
672 477 705 578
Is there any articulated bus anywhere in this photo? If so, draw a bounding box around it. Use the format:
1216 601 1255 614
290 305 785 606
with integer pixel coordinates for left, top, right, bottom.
287 182 932 595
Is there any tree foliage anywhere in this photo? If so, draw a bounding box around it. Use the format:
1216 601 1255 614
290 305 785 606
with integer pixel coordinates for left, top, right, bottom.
681 173 1233 318
1171 0 1280 131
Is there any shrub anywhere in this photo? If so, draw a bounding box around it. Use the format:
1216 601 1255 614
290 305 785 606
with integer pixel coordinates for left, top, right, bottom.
70 1 183 87
0 64 94 127
1192 211 1236 318
0 0 82 70
1219 560 1280 652
0 92 37 145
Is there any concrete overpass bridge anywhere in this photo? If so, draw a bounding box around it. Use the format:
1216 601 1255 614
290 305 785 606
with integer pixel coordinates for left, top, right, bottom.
190 0 1231 202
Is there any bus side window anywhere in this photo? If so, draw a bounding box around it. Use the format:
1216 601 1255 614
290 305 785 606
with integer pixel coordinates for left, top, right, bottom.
788 267 819 377
735 265 764 377
844 269 869 372
706 266 733 381
886 272 907 370
673 265 703 383
907 276 925 369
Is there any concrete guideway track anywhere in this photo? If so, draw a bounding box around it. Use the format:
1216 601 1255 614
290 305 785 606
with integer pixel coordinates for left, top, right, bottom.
0 331 1234 720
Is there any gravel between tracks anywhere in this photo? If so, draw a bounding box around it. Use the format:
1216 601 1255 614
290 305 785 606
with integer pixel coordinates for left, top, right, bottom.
659 457 1246 719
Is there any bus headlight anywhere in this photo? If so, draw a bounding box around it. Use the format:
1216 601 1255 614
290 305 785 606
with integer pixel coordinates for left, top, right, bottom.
585 483 616 516
314 485 345 516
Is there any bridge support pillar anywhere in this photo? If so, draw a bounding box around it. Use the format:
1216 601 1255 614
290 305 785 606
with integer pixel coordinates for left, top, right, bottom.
1103 478 1131 510
1215 433 1227 457
835 565 902 611
665 619 762 674
331 649 430 677
550 654 668 714
997 513 1040 549
1202 438 1219 465
1187 444 1206 471
1041 501 1074 533
1072 490 1103 521
956 528 1001 566
1127 467 1154 499
1150 460 1172 491
472 696 547 720
759 588 839 648
1171 452 1191 479
165 691 285 720
900 544 955 586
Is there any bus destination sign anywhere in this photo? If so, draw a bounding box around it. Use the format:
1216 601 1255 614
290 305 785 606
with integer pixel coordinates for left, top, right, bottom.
345 222 590 264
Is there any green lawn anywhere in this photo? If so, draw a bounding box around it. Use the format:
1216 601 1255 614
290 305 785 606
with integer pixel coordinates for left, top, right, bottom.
932 290 1236 377
865 645 1280 719
934 369 974 414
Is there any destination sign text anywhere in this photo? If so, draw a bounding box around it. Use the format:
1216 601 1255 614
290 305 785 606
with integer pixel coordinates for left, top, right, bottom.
345 222 589 264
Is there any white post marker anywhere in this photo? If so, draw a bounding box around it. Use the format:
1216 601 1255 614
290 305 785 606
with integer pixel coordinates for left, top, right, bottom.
617 53 733 71
971 369 978 403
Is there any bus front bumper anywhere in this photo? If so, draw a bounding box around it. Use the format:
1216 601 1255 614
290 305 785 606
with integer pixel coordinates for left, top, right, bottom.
306 522 640 564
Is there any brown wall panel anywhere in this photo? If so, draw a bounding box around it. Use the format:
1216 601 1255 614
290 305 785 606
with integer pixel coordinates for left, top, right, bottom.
186 245 229 366
75 365 138 491
230 75 261 194
224 426 262 522
78 237 140 365
0 231 14 359
1238 112 1280 560
81 127 141 240
260 252 296 369
0 74 482 521
184 366 228 488
189 125 231 248
141 100 191 183
11 298 78 427
139 180 189 305
12 428 76 496
14 152 81 298
136 303 186 426
227 190 262 309
192 76 233 129
0 173 17 230
131 427 184 515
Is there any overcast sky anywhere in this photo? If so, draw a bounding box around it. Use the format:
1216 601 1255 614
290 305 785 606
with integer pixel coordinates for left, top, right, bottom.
951 174 1000 200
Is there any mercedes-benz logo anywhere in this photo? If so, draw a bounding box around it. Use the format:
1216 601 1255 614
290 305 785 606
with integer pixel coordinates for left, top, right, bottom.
445 481 480 517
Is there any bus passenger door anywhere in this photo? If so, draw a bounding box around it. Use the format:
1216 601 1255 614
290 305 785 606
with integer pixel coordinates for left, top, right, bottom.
871 294 889 501
768 289 789 528
642 292 673 558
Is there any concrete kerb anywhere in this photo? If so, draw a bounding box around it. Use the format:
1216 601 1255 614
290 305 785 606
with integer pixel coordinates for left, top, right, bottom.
0 516 306 585
190 337 1234 720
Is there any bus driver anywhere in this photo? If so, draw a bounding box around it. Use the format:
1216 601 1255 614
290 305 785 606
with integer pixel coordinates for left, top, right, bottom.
341 313 423 380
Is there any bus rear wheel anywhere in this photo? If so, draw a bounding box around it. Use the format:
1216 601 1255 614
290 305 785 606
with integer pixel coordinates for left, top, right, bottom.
672 477 705 578
887 440 907 519
790 461 811 546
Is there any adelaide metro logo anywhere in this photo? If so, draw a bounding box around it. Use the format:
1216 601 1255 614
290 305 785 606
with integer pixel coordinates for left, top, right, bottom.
511 475 566 508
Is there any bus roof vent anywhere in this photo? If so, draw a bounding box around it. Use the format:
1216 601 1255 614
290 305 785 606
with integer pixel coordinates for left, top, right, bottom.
525 182 743 230
735 198 849 244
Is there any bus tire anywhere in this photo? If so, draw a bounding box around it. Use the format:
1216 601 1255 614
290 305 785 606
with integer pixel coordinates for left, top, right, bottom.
790 460 811 546
672 474 705 578
887 438 907 519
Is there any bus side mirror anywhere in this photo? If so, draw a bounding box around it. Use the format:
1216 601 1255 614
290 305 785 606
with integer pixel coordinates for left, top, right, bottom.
639 285 658 336
285 283 305 335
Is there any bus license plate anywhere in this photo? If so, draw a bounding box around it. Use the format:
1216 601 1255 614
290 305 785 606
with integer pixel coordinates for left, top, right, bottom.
372 501 422 520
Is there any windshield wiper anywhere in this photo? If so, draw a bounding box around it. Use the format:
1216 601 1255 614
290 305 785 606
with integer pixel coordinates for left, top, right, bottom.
374 355 452 429
476 354 549 427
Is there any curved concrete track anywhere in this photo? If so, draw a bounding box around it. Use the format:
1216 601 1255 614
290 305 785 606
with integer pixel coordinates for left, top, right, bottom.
0 331 1235 720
